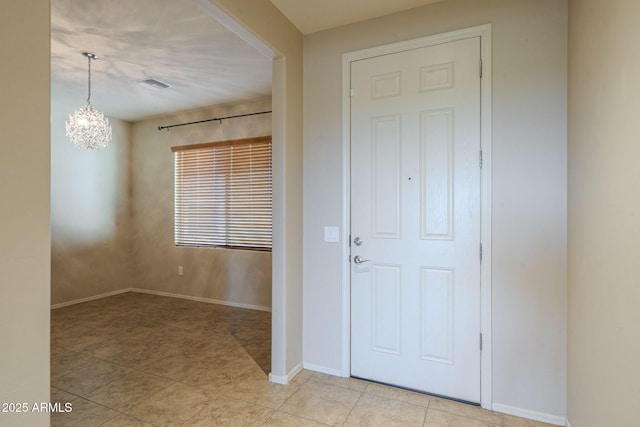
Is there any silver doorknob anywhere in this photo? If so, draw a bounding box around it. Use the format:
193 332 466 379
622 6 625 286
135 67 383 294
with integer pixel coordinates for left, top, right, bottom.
353 255 370 264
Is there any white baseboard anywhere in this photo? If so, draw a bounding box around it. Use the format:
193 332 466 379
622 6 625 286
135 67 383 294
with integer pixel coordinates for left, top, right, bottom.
269 362 303 385
130 288 272 312
565 418 572 427
51 288 272 313
493 403 565 426
302 362 344 377
50 288 132 309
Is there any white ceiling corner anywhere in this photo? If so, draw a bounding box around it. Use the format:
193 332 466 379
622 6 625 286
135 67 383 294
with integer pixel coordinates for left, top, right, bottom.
270 0 447 35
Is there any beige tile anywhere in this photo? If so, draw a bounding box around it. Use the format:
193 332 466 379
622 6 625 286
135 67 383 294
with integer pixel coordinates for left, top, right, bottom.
288 369 313 386
138 352 202 381
503 414 559 427
50 344 73 358
134 339 184 358
279 380 361 425
50 347 96 382
151 334 207 350
100 414 155 427
108 325 159 342
180 357 247 392
84 370 174 413
309 372 369 392
345 393 427 426
54 329 114 352
50 322 95 344
51 386 79 405
428 399 503 425
182 395 274 426
51 293 278 425
128 382 219 426
182 338 242 358
264 411 331 426
225 377 300 409
364 383 431 407
109 348 164 370
53 359 128 395
215 350 268 377
424 409 502 427
239 343 271 374
181 356 265 393
50 398 118 427
80 336 138 359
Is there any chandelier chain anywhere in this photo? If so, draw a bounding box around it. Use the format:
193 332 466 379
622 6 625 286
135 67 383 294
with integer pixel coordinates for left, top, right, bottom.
87 54 92 104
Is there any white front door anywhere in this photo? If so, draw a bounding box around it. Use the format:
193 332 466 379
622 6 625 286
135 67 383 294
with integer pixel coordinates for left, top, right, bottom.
350 36 481 402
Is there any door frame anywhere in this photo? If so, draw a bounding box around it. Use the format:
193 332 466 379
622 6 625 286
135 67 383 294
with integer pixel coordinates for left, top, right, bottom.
340 24 493 409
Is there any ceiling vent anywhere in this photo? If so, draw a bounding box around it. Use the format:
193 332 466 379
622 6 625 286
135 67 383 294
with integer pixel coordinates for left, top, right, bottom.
136 78 171 90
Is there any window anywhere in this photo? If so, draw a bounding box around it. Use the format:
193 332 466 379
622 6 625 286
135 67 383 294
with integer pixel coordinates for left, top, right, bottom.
172 136 272 251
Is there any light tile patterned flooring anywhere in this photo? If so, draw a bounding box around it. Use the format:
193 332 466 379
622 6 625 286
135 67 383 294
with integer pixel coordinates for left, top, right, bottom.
51 292 555 426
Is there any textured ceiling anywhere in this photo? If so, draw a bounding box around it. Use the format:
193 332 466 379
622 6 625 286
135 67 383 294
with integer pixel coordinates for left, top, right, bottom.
51 0 272 121
52 0 449 121
270 0 446 34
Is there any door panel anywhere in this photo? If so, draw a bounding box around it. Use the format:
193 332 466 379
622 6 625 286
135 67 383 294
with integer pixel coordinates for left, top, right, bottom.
371 115 401 238
372 264 401 354
421 108 454 239
350 36 481 402
420 267 454 364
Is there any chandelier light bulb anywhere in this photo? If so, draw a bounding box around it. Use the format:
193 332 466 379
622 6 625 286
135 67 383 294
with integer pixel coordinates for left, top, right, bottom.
65 52 112 150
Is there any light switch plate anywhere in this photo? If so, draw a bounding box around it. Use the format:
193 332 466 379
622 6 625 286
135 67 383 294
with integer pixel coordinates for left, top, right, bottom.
324 226 340 243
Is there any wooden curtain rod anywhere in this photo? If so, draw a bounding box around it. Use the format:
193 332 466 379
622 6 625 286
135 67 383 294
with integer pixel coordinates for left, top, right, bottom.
157 110 272 131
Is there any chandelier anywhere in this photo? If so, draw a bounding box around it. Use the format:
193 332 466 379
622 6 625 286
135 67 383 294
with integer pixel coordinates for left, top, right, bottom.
65 52 112 150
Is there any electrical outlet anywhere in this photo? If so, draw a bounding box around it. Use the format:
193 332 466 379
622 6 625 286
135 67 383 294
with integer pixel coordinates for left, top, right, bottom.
178 266 184 276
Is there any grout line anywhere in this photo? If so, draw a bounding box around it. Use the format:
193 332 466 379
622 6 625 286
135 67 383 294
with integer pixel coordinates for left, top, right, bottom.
427 406 504 426
340 390 364 427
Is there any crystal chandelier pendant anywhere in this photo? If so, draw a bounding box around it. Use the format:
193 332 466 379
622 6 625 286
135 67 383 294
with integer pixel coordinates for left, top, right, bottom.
65 53 112 150
66 104 112 150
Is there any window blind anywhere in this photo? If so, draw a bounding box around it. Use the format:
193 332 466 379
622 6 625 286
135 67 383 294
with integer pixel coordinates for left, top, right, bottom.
172 136 272 251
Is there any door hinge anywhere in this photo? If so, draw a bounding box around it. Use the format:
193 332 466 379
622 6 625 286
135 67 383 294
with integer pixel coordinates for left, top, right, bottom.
480 150 483 168
349 88 355 97
480 333 483 351
480 59 483 78
480 243 483 262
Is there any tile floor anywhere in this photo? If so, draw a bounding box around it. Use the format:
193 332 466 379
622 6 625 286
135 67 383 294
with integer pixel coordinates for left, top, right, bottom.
51 292 556 426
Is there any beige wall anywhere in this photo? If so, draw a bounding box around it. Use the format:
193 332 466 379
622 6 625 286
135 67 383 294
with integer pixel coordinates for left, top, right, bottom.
131 99 272 309
0 1 51 425
50 97 273 310
51 101 132 305
568 0 640 425
303 0 567 420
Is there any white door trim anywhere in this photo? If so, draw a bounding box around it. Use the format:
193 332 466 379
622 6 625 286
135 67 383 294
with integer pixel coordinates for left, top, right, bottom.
340 24 493 409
